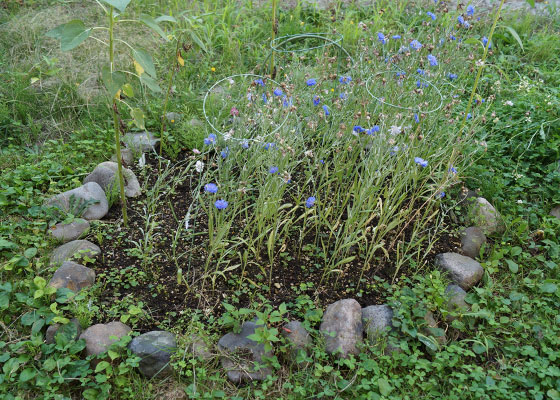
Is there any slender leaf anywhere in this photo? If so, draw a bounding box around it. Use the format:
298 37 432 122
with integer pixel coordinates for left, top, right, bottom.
155 15 177 23
140 15 168 41
140 74 162 93
46 20 92 51
503 25 524 52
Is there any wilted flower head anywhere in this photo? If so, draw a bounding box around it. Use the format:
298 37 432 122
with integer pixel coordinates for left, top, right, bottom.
410 39 423 50
428 54 438 66
414 157 428 167
305 196 316 208
204 183 218 193
273 88 283 96
214 199 228 210
306 78 317 86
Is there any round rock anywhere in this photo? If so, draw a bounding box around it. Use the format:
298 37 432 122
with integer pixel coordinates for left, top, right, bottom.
84 161 141 198
123 132 159 153
445 284 470 322
469 197 504 235
217 320 273 383
460 227 486 259
362 305 393 339
79 321 131 356
45 182 109 220
50 240 100 266
320 299 363 358
48 261 95 292
281 320 311 364
46 318 82 344
49 219 90 243
435 252 484 290
129 331 177 378
111 148 134 166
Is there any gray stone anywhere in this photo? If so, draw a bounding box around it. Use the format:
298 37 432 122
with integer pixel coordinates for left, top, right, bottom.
80 321 131 356
123 132 159 153
550 206 560 219
218 321 273 383
49 219 90 243
46 318 82 344
281 321 311 363
362 305 393 339
435 252 484 291
48 261 95 292
186 334 213 360
46 182 108 220
84 161 141 198
445 284 470 322
320 299 363 358
111 148 134 166
460 227 486 259
129 331 177 378
469 197 504 235
50 240 100 266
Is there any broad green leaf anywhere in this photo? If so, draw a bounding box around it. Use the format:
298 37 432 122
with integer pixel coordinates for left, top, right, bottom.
131 108 145 130
24 247 37 259
95 361 111 373
505 259 519 273
540 283 558 293
46 20 92 51
0 293 9 310
0 238 18 250
417 333 439 352
140 15 168 41
503 25 524 52
122 83 134 97
19 368 36 382
33 276 46 289
378 378 393 396
140 74 162 93
472 342 486 354
132 48 156 78
100 0 130 12
101 66 126 98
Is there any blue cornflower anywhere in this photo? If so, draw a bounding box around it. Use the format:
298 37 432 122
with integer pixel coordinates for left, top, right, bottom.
414 157 428 167
313 96 321 106
269 166 279 174
353 125 365 133
467 5 475 16
283 96 293 107
220 147 229 158
204 183 218 193
214 199 228 210
204 133 217 146
323 105 330 116
396 71 406 77
264 142 275 150
467 113 472 120
414 113 420 123
390 146 400 156
448 73 458 80
377 32 386 44
428 54 438 66
482 36 491 48
449 166 458 174
416 80 422 88
451 34 457 40
366 125 380 135
305 196 316 208
339 92 347 99
427 11 436 20
262 93 268 103
254 79 265 86
417 68 425 75
273 88 283 96
392 34 401 39
438 192 446 198
319 159 325 165
306 78 317 86
410 39 423 50
457 15 465 25
241 140 249 149
339 76 352 84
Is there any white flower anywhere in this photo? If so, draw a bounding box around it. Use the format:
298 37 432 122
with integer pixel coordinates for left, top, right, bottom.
138 153 146 168
223 130 233 141
517 200 523 204
504 100 514 106
389 125 402 135
195 160 204 173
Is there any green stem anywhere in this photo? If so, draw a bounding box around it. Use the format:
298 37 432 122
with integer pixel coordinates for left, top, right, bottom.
109 6 128 226
270 0 277 77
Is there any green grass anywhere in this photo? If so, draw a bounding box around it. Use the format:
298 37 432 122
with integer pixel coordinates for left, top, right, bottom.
0 0 559 399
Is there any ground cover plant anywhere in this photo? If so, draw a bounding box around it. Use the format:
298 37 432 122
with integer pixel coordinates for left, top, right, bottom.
0 0 559 399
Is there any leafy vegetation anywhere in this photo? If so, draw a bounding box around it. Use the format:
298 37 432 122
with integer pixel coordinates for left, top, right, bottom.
0 0 559 399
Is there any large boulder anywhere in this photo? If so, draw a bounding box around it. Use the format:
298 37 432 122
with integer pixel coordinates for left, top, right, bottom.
49 219 90 243
84 161 141 198
80 321 131 356
48 261 95 292
460 227 486 259
281 320 311 364
468 197 504 235
123 132 159 153
50 240 100 266
320 299 363 358
129 331 177 378
46 182 108 220
218 321 273 383
435 252 484 291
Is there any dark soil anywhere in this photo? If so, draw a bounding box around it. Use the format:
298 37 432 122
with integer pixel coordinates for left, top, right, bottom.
91 150 462 332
